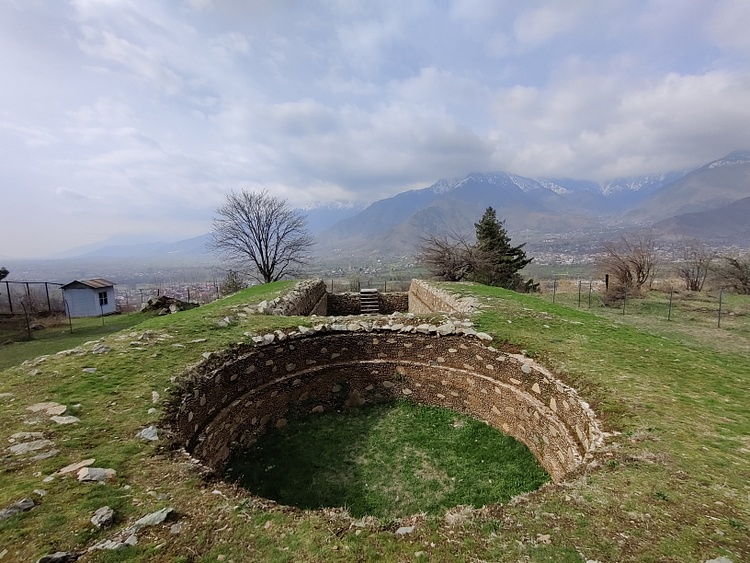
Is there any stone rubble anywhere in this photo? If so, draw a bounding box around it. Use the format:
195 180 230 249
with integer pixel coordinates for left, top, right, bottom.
35 552 79 563
137 426 159 441
0 497 35 521
77 467 117 483
89 507 174 552
91 506 115 529
51 416 80 425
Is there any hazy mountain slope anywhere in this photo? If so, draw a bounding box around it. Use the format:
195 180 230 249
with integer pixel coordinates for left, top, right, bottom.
630 151 750 221
654 196 750 242
301 202 369 234
77 233 212 258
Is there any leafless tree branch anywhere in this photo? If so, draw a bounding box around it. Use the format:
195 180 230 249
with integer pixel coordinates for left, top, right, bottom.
600 231 659 295
677 239 716 292
208 190 314 283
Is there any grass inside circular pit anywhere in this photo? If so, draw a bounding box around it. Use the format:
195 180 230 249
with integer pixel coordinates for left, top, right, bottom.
226 400 550 518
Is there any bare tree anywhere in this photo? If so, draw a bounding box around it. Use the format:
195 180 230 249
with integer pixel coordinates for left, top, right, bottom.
209 190 314 283
713 255 750 294
677 239 716 292
0 267 8 281
417 233 475 282
601 231 659 295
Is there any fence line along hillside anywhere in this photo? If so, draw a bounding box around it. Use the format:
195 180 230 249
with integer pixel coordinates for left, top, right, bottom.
0 281 64 315
537 277 750 353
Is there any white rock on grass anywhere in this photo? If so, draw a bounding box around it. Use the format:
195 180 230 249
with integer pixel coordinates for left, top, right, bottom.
91 506 115 528
9 440 54 455
51 416 80 425
77 467 116 483
137 426 159 441
27 402 66 416
57 458 95 475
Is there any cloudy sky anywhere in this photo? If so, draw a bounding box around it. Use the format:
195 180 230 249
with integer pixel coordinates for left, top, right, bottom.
2 0 750 257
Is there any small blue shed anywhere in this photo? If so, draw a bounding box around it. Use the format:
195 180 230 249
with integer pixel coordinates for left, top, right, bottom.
61 278 117 318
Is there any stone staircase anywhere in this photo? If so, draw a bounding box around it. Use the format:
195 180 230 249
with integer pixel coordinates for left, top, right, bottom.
359 288 379 314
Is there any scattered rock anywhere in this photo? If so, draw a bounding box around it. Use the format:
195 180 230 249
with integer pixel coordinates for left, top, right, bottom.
11 431 44 441
0 498 35 521
436 323 455 336
151 391 160 404
51 415 80 425
131 507 173 530
170 522 182 534
9 440 54 455
140 295 198 315
57 458 95 475
137 426 159 441
395 526 415 535
705 558 734 563
27 402 66 416
35 552 79 563
30 449 60 461
91 344 111 354
77 467 117 483
91 506 115 529
32 489 46 497
82 368 97 374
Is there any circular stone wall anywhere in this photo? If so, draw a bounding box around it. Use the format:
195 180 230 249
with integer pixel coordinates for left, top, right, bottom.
165 329 603 482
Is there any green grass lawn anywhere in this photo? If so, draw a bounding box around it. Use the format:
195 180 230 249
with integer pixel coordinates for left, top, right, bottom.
0 279 748 562
228 400 549 518
0 314 144 371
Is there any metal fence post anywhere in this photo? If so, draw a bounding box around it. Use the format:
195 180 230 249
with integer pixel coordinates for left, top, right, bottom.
668 289 673 321
578 281 582 307
552 279 557 303
5 281 12 314
588 282 592 308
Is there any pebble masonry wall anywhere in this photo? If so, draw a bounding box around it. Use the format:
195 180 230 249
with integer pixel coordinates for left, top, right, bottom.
166 329 602 482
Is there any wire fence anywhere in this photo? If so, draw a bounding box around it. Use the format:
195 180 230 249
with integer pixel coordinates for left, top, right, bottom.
325 278 412 294
537 278 749 329
0 281 64 315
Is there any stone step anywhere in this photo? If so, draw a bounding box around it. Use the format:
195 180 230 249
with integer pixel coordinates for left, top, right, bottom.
360 289 379 313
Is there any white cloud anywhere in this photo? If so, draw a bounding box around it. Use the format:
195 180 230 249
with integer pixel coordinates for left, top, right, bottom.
1 0 750 256
706 0 750 56
513 5 579 49
78 28 184 94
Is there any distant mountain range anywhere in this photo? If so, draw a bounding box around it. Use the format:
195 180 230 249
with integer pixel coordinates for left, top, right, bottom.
315 150 750 256
54 150 750 259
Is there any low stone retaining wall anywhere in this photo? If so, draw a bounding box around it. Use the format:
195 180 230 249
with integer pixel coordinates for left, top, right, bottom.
408 279 478 314
379 292 408 314
327 292 360 315
165 325 602 482
255 279 327 316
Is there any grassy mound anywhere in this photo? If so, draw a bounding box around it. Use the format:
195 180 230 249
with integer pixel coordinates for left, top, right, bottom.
227 400 549 518
0 279 748 562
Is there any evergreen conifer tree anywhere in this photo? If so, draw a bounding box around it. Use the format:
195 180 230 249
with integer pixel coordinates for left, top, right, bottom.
473 207 534 290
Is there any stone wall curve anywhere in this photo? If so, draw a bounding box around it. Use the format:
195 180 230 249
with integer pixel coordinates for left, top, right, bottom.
166 328 603 482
